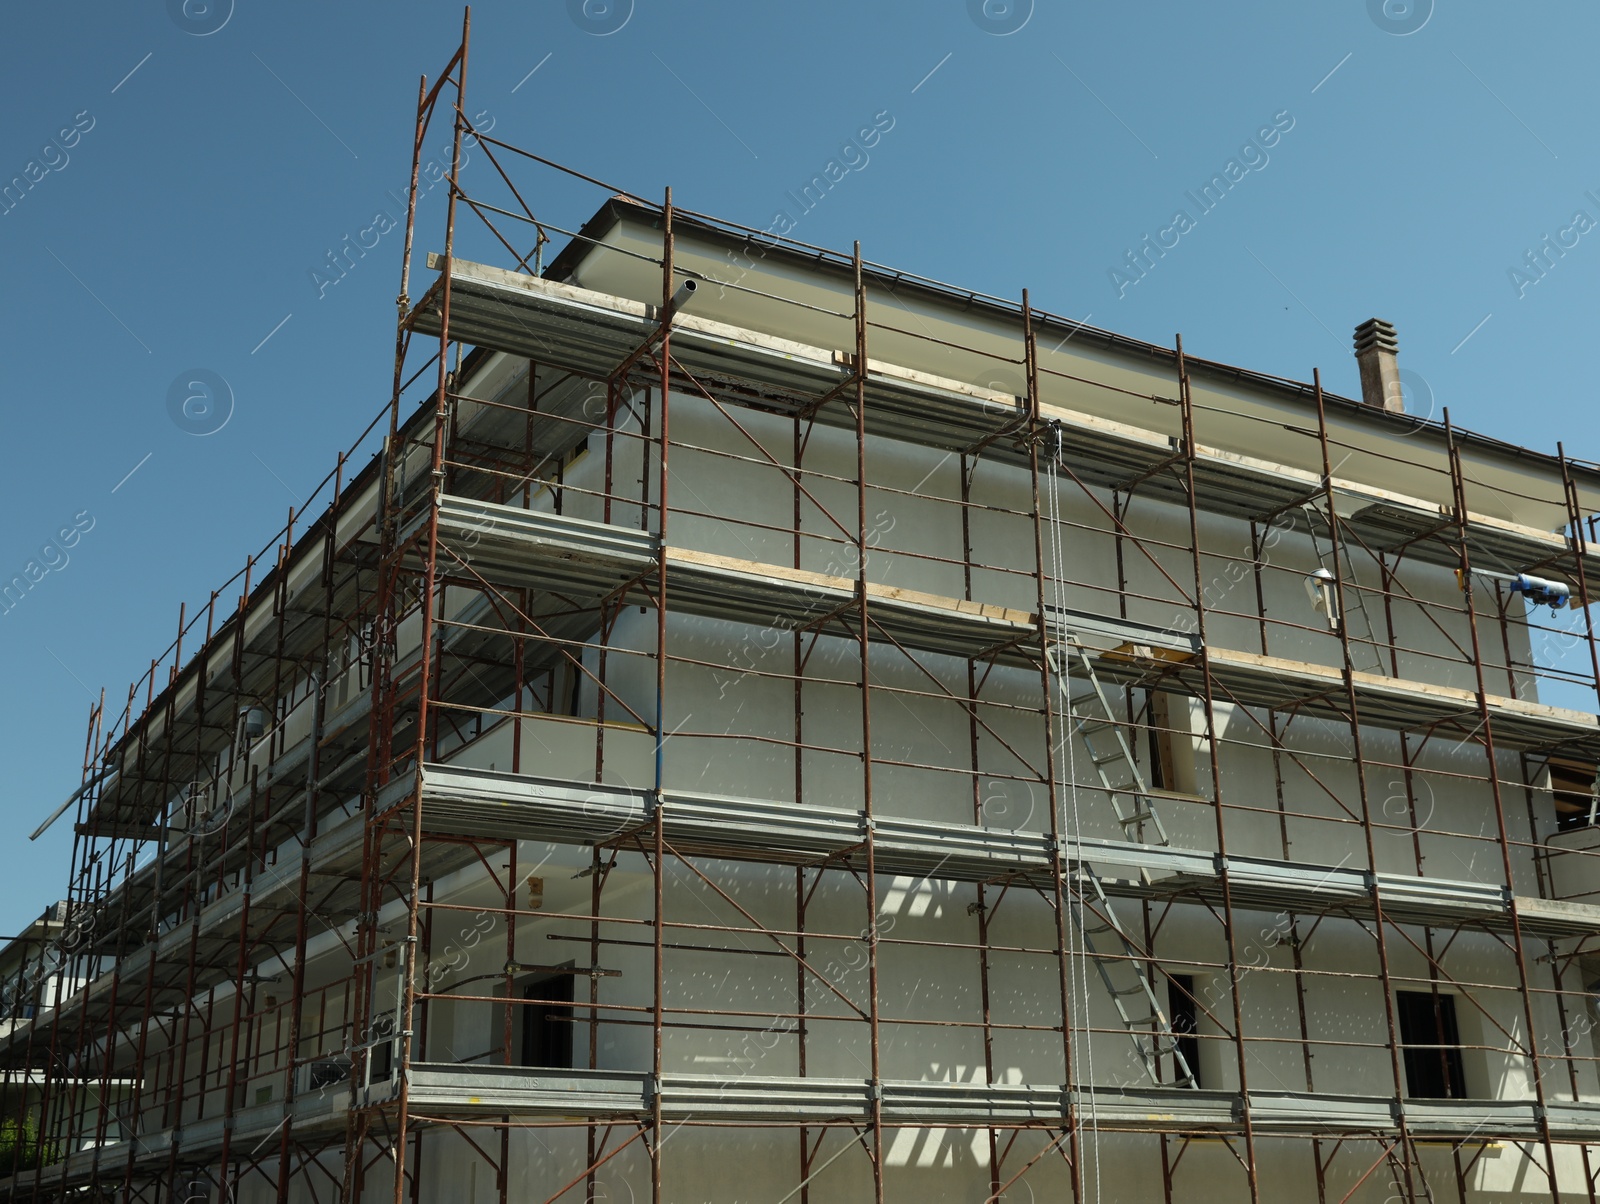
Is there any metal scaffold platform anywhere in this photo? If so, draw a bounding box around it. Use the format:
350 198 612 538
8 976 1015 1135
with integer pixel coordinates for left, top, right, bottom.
9 12 1600 1204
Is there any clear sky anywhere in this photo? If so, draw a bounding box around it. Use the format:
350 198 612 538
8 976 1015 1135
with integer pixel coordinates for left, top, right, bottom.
2 0 1598 933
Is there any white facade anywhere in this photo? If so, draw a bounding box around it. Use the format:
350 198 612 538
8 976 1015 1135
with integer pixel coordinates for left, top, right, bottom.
8 201 1600 1203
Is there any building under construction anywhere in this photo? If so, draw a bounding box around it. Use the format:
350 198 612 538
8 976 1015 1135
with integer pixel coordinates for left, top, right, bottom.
9 18 1600 1203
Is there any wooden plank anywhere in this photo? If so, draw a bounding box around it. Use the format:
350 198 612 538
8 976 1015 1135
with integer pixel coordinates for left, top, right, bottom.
666 546 1035 628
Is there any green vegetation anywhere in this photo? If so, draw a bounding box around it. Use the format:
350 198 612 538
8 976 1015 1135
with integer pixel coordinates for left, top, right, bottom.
0 1114 58 1171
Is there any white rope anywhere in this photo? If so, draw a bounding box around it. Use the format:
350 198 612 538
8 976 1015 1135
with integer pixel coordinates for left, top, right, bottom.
1051 448 1102 1204
1044 428 1102 1204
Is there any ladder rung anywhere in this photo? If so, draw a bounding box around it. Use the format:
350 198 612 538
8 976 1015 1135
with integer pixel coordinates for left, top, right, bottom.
1118 810 1156 825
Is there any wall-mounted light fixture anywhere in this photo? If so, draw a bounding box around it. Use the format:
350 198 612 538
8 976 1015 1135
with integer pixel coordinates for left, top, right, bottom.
1304 568 1340 631
238 705 268 742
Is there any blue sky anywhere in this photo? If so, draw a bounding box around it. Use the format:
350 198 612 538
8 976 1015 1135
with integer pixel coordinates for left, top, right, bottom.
2 0 1598 932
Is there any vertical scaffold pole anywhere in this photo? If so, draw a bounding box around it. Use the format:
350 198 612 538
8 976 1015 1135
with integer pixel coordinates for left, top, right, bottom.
650 186 674 1204
852 242 887 1204
1312 370 1420 1198
1555 442 1600 1204
1558 444 1600 709
390 11 470 1203
1176 336 1259 1203
1444 408 1563 1202
1021 292 1083 1203
961 446 1004 1199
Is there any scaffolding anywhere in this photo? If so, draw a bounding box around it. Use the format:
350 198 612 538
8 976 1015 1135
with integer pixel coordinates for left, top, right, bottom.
7 11 1600 1201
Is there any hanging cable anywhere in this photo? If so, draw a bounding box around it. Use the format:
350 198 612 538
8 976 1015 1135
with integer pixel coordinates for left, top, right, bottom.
1043 423 1102 1204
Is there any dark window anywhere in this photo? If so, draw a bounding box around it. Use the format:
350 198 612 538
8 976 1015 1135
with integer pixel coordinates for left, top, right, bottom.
1551 761 1599 831
1396 990 1467 1099
306 1056 352 1091
520 973 575 1069
369 1014 395 1082
1167 974 1201 1087
371 1037 393 1082
1145 691 1191 795
1145 700 1168 791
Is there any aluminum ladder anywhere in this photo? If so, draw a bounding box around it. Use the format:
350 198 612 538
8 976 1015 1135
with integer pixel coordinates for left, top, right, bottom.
1049 636 1172 850
1048 634 1198 1089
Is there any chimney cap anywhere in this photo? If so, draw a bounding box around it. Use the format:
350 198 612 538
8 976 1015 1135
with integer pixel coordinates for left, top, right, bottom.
1354 318 1398 356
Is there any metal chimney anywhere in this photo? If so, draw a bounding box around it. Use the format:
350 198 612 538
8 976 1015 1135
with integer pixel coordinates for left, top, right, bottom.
1353 318 1403 413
